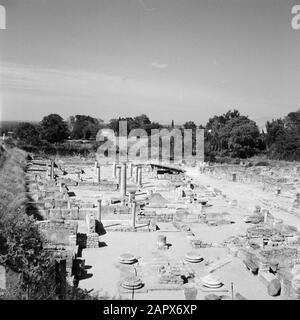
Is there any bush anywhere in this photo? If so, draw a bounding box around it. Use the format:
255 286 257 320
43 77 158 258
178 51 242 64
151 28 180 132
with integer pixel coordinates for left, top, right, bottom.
0 148 56 299
0 147 104 300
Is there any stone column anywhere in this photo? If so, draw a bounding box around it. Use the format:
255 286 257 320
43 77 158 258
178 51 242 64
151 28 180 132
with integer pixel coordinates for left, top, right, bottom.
59 182 63 193
96 199 102 222
96 165 101 184
135 166 139 184
129 163 133 177
137 166 142 187
131 201 136 229
120 162 127 196
113 162 117 178
232 172 237 182
263 209 269 224
50 161 54 180
117 166 121 189
94 160 98 169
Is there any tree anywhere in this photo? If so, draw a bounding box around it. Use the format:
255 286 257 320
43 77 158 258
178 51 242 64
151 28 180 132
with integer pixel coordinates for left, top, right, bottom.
205 109 263 158
227 118 262 158
108 114 162 135
285 110 300 135
66 116 76 133
108 117 134 135
70 115 103 140
134 114 151 127
40 114 70 143
183 121 196 130
265 119 285 149
268 131 300 161
14 123 41 146
265 110 300 161
205 110 241 152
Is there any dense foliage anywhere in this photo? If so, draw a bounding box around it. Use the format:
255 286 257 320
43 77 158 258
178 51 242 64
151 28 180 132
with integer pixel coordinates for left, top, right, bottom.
264 110 300 161
204 110 265 159
40 114 70 143
2 109 300 161
0 147 101 300
0 148 55 299
14 123 41 146
68 115 104 140
108 114 162 135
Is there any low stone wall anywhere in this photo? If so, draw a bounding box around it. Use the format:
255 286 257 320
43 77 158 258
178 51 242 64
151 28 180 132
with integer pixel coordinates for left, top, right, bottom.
137 213 174 223
29 204 120 220
105 226 151 232
86 233 99 248
259 247 298 265
37 220 78 245
203 165 298 192
157 173 185 181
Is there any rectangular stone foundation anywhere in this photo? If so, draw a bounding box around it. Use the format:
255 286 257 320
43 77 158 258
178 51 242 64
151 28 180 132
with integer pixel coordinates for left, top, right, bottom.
86 233 99 248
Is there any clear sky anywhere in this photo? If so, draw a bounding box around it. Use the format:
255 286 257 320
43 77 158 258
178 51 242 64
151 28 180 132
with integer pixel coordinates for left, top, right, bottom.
0 0 299 126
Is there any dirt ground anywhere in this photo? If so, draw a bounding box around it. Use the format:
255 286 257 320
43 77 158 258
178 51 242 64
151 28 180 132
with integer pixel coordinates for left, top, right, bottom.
76 165 299 300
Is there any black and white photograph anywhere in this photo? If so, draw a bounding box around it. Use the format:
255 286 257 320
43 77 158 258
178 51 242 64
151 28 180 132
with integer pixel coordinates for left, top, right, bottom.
0 0 300 307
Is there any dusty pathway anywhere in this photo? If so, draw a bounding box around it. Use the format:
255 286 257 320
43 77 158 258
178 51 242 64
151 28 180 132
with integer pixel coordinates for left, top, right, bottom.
185 167 300 231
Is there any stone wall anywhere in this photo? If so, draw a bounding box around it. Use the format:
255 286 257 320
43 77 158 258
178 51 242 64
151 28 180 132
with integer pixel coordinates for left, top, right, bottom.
204 165 299 192
137 212 174 223
28 205 117 220
37 220 78 245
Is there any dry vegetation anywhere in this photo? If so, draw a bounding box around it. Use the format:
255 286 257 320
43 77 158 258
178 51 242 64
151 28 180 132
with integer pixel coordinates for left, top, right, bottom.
0 146 100 299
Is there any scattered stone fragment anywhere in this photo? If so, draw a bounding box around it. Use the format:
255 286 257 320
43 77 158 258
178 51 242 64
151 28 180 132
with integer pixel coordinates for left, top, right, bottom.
205 294 221 300
121 275 143 290
201 275 223 289
259 271 281 296
184 251 203 263
118 253 137 264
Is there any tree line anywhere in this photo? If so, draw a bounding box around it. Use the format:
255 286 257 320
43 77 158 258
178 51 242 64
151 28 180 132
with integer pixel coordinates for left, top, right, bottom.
1 109 300 161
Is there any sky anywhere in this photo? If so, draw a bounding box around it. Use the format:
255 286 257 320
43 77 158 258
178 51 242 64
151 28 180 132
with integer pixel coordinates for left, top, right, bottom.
0 0 300 126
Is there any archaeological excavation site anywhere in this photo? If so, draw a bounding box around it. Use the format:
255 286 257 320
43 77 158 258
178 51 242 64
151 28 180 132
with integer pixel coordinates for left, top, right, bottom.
1 1 300 308
2 150 299 301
